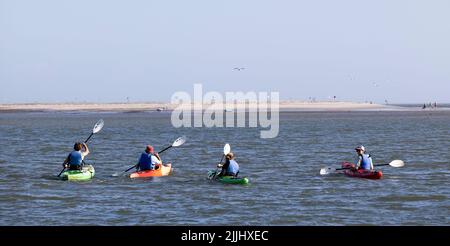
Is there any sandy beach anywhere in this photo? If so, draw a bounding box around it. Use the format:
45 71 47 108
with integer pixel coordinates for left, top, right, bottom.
0 101 410 112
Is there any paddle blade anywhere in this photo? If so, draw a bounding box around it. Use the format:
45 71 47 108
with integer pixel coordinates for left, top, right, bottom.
93 119 104 134
319 167 334 175
208 171 216 180
223 143 231 155
172 136 187 147
389 160 405 167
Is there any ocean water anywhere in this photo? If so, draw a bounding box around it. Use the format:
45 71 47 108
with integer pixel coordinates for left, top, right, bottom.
0 111 448 225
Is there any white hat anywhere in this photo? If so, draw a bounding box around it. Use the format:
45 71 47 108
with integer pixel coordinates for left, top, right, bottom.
355 145 366 151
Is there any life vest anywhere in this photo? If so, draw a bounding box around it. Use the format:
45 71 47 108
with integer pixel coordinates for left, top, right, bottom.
226 160 240 175
138 153 159 170
68 151 83 165
359 154 373 170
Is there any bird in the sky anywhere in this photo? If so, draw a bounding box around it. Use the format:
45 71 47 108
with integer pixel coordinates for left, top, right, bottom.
234 67 245 71
373 82 379 87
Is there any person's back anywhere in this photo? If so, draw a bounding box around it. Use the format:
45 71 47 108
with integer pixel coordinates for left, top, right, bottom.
137 145 162 171
64 142 89 170
138 152 153 170
226 159 239 175
68 150 82 165
218 152 239 177
358 153 373 170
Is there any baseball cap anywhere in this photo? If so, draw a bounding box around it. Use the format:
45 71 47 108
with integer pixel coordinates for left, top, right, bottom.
355 145 366 151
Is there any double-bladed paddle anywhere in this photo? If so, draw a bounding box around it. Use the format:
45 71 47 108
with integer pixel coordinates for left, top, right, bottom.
319 160 405 175
57 119 104 177
112 136 187 177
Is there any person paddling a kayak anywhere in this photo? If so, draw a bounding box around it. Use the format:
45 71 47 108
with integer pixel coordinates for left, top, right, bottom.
136 145 162 171
217 152 240 177
62 142 90 170
354 145 374 170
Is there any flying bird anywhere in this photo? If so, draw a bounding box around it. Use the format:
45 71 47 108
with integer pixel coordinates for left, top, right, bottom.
234 67 245 71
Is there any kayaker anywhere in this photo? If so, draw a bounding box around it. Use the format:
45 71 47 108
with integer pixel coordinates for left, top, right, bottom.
62 142 90 170
217 152 240 177
136 145 162 171
354 145 374 170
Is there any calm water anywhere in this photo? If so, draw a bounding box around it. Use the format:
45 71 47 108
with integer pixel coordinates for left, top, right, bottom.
0 111 449 225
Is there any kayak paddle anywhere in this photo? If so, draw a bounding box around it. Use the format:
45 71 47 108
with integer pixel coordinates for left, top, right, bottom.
112 136 187 177
84 119 104 143
319 160 404 175
57 119 105 177
209 143 231 180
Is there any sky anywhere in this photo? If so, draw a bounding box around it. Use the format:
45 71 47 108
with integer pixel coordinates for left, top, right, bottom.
1 0 449 103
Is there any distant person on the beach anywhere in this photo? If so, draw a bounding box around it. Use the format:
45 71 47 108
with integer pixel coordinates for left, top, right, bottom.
354 146 373 171
217 152 240 177
422 104 426 109
62 143 89 170
136 145 162 171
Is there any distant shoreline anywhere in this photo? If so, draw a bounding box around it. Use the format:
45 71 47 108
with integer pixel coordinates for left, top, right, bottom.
1 101 448 113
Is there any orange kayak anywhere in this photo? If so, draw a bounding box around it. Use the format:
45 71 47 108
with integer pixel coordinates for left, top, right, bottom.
129 163 172 178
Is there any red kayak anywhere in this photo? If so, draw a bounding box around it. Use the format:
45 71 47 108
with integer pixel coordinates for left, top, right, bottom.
129 163 172 178
342 162 383 179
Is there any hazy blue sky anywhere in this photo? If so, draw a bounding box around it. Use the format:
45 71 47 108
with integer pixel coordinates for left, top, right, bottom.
1 0 449 103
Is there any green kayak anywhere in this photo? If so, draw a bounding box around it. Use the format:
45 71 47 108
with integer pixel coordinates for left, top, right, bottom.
208 170 249 185
61 165 95 181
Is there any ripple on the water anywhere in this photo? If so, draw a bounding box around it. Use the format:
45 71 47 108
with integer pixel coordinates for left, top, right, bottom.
115 208 134 215
374 194 448 202
1 111 449 225
0 193 70 202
